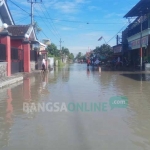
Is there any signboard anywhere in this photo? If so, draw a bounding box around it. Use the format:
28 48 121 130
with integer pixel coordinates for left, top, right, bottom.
113 45 122 53
129 36 148 50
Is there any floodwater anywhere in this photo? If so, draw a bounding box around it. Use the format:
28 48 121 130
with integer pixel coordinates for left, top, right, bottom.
0 63 150 150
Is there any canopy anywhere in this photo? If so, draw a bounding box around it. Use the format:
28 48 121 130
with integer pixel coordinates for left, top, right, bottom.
124 0 150 17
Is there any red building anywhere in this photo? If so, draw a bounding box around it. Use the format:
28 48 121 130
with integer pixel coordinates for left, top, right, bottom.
0 0 46 77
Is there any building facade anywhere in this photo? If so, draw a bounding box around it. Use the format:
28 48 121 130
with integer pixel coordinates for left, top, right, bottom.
122 0 150 67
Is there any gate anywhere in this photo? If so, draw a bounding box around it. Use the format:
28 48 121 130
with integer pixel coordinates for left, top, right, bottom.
30 50 37 61
30 50 38 69
11 48 24 74
0 44 6 62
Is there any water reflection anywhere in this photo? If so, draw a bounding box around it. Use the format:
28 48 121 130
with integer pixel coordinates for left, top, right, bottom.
0 89 12 148
121 73 150 81
0 64 150 150
0 73 50 148
86 68 90 78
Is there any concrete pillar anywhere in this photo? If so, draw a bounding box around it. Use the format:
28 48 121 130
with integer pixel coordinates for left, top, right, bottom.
23 42 30 72
0 30 12 76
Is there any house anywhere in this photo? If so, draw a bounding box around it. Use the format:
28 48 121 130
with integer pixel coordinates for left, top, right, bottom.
0 0 46 77
0 0 14 26
42 39 51 46
122 0 150 68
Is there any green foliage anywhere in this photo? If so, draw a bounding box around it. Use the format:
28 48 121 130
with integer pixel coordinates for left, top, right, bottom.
76 52 82 60
33 22 42 34
47 43 74 63
62 47 69 56
68 53 74 60
47 43 60 57
93 44 113 60
75 52 86 62
58 59 65 67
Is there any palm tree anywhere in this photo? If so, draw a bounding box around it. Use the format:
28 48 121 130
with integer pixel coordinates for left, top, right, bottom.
33 22 42 34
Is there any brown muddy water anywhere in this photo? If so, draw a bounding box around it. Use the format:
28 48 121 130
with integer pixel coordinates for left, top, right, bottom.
0 63 150 150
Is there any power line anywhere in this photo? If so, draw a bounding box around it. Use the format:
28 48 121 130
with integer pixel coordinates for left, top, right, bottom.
15 16 29 24
8 0 50 40
36 4 60 39
106 25 126 44
34 16 126 24
34 6 59 40
42 2 61 38
27 0 42 25
41 30 49 39
8 0 127 25
55 23 125 32
8 0 30 15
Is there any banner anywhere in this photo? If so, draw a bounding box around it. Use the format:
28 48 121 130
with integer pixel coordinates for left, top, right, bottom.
113 45 122 53
129 36 148 50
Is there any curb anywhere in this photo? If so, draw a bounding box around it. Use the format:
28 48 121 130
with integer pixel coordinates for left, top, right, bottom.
0 76 23 88
0 70 42 89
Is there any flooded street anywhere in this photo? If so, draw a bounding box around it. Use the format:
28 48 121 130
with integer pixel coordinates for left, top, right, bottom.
0 63 150 150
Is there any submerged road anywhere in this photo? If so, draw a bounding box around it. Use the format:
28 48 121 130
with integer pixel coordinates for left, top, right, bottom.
0 63 150 150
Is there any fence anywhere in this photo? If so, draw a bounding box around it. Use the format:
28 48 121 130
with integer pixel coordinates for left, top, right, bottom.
11 48 24 74
11 47 19 60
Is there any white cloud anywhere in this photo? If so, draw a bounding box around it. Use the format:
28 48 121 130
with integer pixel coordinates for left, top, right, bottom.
60 27 75 31
104 12 125 18
53 2 78 13
46 0 90 14
88 6 101 11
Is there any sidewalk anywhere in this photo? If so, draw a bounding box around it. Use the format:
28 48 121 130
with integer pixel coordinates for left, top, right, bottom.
0 70 41 88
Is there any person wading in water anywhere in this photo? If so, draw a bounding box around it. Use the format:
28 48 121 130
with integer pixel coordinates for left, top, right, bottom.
87 58 90 68
42 57 46 73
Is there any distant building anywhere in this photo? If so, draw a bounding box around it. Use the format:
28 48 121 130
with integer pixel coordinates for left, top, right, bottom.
42 39 51 46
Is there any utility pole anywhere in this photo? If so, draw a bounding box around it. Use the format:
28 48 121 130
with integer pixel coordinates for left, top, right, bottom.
116 35 119 45
27 0 42 25
140 13 143 71
59 38 63 50
31 0 33 25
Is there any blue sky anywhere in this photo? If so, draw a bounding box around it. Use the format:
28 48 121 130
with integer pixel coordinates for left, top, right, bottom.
7 0 139 55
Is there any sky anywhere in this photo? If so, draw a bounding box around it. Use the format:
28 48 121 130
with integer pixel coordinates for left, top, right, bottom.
7 0 140 56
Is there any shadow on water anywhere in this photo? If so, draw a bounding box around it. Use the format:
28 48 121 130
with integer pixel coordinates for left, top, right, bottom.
121 73 150 81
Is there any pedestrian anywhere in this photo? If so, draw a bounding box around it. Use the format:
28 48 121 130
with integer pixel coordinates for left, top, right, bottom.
94 58 100 67
87 58 90 67
42 57 46 72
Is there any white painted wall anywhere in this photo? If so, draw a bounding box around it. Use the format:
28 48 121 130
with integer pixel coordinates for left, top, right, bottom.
48 57 54 68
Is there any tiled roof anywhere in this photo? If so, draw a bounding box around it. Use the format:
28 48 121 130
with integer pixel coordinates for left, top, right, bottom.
7 25 30 37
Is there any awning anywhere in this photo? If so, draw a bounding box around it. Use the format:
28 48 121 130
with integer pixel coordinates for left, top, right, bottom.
124 0 150 18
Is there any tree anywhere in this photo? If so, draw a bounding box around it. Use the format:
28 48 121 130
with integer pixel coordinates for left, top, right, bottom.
62 47 70 56
93 44 113 60
47 43 59 57
33 22 42 34
76 52 82 60
68 53 74 60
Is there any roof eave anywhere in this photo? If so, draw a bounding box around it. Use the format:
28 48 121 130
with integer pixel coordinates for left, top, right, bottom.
5 1 15 25
124 0 146 18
